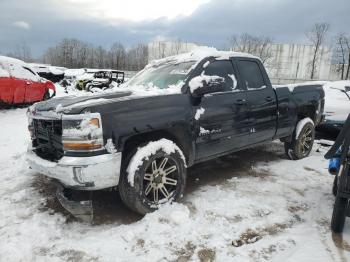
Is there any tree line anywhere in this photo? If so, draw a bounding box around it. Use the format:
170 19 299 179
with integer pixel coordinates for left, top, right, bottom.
3 22 350 80
41 39 148 71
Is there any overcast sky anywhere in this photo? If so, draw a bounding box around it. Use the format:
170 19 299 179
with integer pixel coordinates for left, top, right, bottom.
0 0 349 57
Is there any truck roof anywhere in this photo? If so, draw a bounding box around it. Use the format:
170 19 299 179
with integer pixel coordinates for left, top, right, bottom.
148 47 260 68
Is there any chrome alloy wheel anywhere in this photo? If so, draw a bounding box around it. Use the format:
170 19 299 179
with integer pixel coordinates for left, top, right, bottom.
143 157 179 204
299 126 313 155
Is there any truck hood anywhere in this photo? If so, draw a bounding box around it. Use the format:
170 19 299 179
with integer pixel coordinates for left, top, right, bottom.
33 91 133 113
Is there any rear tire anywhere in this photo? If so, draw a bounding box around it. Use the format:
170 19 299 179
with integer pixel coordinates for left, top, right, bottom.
285 120 315 160
43 91 50 101
331 195 348 233
118 139 187 215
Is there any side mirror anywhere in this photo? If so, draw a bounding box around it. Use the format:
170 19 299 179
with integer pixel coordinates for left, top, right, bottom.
345 86 350 92
191 76 225 97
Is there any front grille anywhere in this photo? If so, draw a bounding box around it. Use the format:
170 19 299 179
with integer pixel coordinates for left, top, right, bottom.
32 119 63 161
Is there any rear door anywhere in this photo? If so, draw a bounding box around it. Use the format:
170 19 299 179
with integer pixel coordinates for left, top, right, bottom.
195 59 250 161
235 59 277 143
7 63 27 104
22 66 45 102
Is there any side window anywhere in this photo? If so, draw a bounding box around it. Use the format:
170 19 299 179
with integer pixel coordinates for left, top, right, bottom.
237 60 266 90
203 60 238 91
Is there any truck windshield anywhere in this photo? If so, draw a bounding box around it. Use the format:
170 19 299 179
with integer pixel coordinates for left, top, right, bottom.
127 61 195 89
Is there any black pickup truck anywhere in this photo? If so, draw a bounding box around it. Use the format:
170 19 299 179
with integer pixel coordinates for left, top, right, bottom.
26 49 325 217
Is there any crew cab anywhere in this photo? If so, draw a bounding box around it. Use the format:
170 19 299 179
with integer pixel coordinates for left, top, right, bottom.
0 56 55 106
26 48 325 218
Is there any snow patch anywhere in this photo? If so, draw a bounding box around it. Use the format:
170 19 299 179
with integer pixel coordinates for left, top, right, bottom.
199 127 210 135
127 139 186 187
105 139 117 154
203 61 210 68
229 74 238 90
295 117 314 139
189 74 224 93
195 107 205 120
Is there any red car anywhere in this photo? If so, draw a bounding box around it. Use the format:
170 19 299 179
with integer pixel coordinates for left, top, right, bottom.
0 56 55 106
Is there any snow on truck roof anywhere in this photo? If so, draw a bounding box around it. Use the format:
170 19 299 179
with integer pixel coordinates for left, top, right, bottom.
147 47 260 67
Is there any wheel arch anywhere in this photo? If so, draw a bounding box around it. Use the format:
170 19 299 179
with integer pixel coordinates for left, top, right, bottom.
119 125 194 167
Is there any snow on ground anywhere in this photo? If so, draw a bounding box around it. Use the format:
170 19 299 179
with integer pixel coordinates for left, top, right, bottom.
0 108 350 261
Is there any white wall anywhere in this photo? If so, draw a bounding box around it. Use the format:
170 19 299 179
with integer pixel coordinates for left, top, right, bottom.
265 43 332 81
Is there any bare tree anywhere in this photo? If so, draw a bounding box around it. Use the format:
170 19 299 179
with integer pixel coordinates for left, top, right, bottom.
158 42 166 59
228 33 273 64
306 23 330 79
173 38 183 55
334 33 347 80
344 36 350 80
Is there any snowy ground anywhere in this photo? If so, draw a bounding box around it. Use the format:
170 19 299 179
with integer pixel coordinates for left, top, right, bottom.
0 108 350 261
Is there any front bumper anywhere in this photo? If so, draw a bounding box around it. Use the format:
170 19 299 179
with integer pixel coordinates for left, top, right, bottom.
27 147 122 190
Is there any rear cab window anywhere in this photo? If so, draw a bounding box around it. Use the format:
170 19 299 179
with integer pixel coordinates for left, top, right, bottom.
236 60 266 90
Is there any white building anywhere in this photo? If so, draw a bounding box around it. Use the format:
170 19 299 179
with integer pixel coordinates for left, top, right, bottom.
264 44 332 84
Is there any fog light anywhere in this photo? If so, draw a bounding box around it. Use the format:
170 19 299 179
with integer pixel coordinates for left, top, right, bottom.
73 167 85 183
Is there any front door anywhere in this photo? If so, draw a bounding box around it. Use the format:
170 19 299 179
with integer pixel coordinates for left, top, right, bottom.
194 59 250 161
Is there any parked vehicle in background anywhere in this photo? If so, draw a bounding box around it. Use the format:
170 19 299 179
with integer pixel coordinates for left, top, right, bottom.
26 48 324 218
75 69 98 90
317 81 350 135
86 70 125 91
61 68 86 88
0 56 56 106
29 63 66 83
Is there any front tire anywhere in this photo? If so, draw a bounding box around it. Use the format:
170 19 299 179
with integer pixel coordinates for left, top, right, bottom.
119 139 187 215
331 195 348 233
285 120 315 160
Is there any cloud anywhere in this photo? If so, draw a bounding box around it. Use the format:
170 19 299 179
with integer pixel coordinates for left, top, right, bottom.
0 0 349 57
13 21 30 29
63 0 210 22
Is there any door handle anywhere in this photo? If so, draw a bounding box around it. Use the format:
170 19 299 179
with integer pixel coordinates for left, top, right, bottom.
234 99 247 105
265 96 273 102
26 81 31 85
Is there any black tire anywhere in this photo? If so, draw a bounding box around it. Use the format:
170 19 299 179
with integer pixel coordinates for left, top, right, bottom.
118 139 187 215
86 83 92 92
333 176 338 197
331 195 348 233
284 120 315 160
43 91 51 101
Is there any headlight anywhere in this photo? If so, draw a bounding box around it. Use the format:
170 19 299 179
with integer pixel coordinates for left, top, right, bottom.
62 113 104 152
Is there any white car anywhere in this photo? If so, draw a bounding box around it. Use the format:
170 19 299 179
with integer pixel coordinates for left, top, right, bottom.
318 81 350 133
